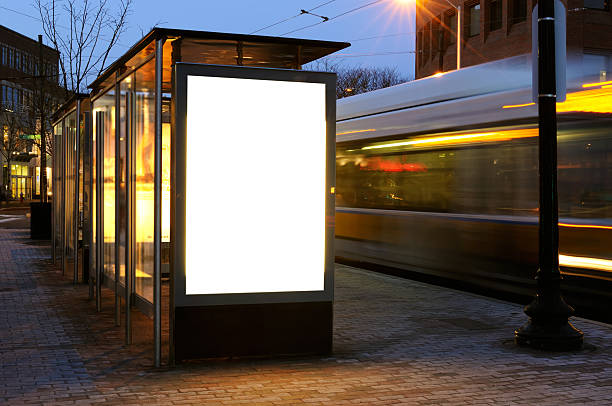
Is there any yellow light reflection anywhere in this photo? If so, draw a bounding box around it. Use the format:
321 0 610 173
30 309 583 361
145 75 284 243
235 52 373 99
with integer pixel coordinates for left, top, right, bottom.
135 269 153 278
337 128 376 136
362 128 537 150
560 255 612 272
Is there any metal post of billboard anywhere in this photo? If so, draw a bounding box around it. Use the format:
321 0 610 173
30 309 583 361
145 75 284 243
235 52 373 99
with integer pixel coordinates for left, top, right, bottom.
514 0 583 350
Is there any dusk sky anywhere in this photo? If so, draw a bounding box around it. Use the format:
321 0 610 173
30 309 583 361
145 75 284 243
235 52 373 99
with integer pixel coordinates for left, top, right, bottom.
0 0 417 83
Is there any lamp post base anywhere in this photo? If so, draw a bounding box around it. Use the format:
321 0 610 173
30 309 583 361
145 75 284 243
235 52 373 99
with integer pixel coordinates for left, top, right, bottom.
515 290 584 351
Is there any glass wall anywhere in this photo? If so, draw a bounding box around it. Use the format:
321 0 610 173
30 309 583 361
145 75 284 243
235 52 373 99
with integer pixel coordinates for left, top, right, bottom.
53 121 62 260
65 112 77 259
118 77 131 286
91 111 97 280
134 59 155 303
92 89 115 282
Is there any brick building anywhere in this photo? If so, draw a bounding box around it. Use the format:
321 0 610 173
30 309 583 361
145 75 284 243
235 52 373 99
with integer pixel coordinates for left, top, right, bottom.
415 0 612 78
0 24 60 200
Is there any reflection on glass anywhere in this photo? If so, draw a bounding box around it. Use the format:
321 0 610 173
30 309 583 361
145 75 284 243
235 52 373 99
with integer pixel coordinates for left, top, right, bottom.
53 121 63 260
65 112 77 258
162 122 170 243
134 59 155 303
93 90 116 281
118 76 131 285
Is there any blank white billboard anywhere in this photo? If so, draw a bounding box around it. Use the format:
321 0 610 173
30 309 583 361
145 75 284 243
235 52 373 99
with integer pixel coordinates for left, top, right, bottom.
185 75 327 295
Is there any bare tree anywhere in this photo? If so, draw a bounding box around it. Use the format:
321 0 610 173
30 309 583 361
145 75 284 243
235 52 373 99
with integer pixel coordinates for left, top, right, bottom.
0 103 26 200
20 62 64 201
307 60 408 99
35 0 132 202
36 0 133 94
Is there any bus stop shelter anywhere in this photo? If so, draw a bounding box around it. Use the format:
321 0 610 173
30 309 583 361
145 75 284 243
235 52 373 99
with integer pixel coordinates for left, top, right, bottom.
54 28 348 366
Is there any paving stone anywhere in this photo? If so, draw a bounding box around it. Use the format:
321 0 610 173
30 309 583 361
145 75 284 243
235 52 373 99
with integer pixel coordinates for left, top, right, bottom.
2 225 612 405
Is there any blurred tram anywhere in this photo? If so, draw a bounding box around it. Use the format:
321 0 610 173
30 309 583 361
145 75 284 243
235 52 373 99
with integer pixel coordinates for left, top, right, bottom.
335 55 612 319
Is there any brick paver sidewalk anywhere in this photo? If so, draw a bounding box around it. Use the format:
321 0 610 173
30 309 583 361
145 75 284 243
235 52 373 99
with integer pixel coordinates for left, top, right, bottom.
1 222 612 405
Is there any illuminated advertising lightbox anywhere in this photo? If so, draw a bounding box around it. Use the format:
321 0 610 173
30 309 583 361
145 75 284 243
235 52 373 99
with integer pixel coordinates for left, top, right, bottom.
173 64 335 307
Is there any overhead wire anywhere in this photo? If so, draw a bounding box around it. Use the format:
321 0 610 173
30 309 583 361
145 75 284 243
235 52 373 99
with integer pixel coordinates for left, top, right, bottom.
281 0 385 36
323 50 415 58
249 0 338 34
349 32 415 42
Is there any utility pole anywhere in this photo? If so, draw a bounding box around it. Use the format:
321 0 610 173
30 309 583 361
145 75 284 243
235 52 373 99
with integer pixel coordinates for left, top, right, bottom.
38 35 47 203
514 0 583 350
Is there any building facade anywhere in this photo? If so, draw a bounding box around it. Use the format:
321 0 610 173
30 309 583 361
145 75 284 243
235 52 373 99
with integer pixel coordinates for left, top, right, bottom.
0 25 60 200
415 0 612 78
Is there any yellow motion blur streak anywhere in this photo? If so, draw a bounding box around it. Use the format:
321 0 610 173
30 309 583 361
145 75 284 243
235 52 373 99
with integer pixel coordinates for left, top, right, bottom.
502 84 612 113
581 79 612 88
362 128 537 150
559 222 612 230
502 102 535 109
337 129 376 136
557 86 612 114
559 255 612 272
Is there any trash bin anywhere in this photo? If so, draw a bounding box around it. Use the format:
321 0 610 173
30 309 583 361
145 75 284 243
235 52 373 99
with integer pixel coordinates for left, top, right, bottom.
30 202 52 239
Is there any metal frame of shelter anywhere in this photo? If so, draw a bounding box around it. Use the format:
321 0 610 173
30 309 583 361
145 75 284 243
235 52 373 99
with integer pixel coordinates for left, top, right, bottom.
52 28 349 367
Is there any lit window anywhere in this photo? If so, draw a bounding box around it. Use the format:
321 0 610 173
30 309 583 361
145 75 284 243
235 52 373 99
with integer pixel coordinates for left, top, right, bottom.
469 3 481 37
489 0 502 31
511 0 527 23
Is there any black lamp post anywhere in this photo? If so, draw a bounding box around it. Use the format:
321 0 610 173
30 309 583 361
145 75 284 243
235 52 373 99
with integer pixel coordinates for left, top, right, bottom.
514 0 583 350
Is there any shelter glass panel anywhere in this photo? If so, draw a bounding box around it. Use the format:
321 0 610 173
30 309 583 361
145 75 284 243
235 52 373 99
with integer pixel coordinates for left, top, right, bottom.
53 121 62 261
93 89 115 281
91 112 97 279
118 76 132 285
65 112 77 258
134 59 155 303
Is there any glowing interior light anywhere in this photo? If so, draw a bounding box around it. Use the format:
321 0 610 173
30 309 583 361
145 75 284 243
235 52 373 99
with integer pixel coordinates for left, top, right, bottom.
362 128 537 150
559 255 612 272
185 75 327 295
